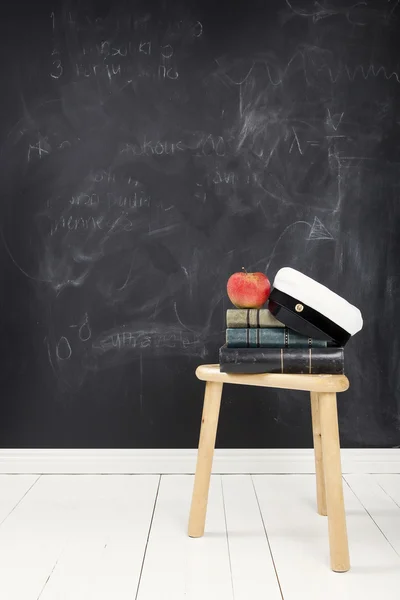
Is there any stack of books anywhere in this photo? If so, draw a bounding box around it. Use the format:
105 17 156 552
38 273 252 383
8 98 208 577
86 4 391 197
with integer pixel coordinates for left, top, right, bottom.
219 267 363 375
219 308 344 374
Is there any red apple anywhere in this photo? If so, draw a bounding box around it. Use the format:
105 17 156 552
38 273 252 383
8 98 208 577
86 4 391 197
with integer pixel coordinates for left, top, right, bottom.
227 269 271 309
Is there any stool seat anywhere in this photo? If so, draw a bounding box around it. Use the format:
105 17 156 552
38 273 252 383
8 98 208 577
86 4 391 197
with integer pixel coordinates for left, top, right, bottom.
189 363 351 572
196 364 349 393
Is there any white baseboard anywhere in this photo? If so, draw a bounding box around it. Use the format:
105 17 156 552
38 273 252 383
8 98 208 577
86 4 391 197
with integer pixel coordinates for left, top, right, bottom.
0 449 398 474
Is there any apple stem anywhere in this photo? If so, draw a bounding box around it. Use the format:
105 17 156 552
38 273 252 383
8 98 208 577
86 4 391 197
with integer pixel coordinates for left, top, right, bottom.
242 267 248 274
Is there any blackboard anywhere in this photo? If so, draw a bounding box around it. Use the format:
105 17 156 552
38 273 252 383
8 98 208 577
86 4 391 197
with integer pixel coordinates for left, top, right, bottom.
0 0 399 449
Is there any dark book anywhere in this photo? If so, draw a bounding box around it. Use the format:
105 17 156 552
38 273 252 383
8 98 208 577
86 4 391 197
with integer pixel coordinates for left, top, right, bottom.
226 327 327 348
226 309 284 328
219 345 344 374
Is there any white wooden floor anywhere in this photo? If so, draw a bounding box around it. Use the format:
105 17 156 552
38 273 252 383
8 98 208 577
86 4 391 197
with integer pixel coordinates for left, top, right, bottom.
0 474 400 599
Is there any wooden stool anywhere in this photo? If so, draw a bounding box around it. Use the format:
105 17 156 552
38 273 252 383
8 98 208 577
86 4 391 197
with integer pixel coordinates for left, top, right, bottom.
188 364 350 572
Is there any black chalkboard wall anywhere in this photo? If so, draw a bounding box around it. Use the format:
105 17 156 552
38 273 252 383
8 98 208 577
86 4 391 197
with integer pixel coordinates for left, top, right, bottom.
0 0 399 449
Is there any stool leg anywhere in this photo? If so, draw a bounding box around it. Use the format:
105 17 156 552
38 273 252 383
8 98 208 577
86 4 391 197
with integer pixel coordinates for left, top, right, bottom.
310 392 327 516
188 381 223 538
319 392 350 572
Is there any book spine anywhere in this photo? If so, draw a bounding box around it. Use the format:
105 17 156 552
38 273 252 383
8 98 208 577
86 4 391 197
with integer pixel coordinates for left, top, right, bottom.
226 328 327 348
219 346 344 374
226 309 284 329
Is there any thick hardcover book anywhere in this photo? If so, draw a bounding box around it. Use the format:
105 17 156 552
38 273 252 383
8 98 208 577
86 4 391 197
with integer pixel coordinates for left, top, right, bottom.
219 345 344 374
226 327 328 348
226 309 284 329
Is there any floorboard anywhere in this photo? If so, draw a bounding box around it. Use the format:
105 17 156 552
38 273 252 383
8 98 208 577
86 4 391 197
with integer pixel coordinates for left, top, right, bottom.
0 474 159 600
136 474 233 600
375 474 400 507
253 474 400 600
0 475 39 525
222 474 282 600
345 474 400 557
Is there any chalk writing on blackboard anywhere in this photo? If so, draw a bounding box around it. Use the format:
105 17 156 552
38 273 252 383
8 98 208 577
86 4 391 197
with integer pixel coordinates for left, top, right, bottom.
93 327 206 357
56 336 72 361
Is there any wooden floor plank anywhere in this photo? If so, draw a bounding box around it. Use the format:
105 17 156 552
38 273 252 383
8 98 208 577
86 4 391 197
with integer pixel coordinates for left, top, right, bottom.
222 475 282 600
0 474 38 524
375 474 400 507
0 475 159 600
137 475 233 600
345 474 400 557
253 474 400 600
